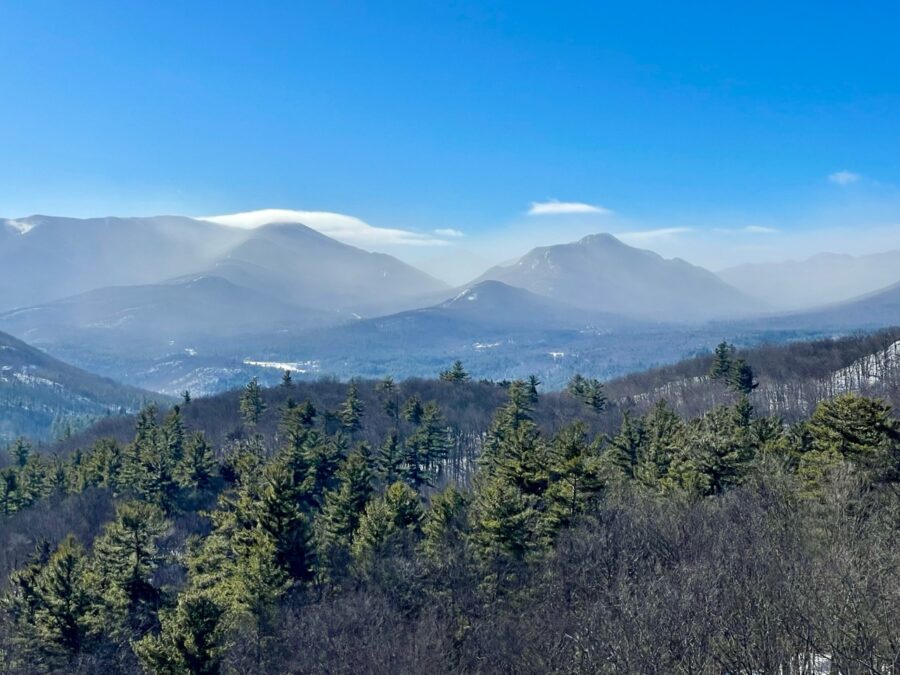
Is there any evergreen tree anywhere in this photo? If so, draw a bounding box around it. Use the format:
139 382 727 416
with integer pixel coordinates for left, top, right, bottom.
352 482 423 565
182 390 191 405
316 450 373 578
87 501 169 637
134 590 226 675
805 394 900 484
567 374 607 413
526 375 541 404
338 382 364 434
421 486 468 564
239 378 266 427
176 431 217 491
440 360 470 382
31 536 94 664
281 369 293 388
8 437 31 467
377 429 404 484
402 402 449 488
729 358 758 395
545 422 604 531
710 341 735 380
402 395 425 425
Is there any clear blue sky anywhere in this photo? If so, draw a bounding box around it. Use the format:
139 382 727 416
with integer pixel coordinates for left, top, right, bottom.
2 1 899 277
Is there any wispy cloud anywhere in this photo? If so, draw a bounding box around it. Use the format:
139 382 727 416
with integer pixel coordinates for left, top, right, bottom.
616 227 692 242
527 199 611 216
828 170 860 186
715 225 778 235
434 228 465 238
200 208 448 246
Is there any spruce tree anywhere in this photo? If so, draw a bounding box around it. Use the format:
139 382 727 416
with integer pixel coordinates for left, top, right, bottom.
281 369 293 388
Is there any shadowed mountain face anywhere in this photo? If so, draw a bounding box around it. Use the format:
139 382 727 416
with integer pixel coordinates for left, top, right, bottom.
0 215 245 311
474 233 762 322
758 280 900 331
0 215 449 316
202 222 450 315
0 329 165 441
0 275 342 353
719 251 900 310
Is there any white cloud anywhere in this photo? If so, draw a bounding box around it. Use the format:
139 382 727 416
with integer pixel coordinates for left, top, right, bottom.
200 208 447 246
616 227 692 242
527 199 611 216
828 170 860 186
715 225 778 235
434 228 465 238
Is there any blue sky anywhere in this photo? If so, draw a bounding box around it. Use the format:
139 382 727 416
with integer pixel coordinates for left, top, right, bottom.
2 1 899 280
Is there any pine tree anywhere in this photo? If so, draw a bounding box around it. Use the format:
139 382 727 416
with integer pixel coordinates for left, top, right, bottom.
440 360 470 382
9 437 31 467
710 341 735 380
352 482 423 565
377 429 404 484
421 486 468 564
338 382 364 434
134 590 226 675
805 394 900 484
526 375 541 404
87 501 169 637
32 535 94 664
545 422 604 531
162 405 186 463
728 358 758 395
176 431 217 491
316 450 373 578
402 395 425 425
281 369 293 388
567 374 607 413
240 378 266 427
182 390 191 405
402 402 449 488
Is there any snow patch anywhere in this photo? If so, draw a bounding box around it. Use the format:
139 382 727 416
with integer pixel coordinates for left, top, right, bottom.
5 219 34 235
243 359 319 373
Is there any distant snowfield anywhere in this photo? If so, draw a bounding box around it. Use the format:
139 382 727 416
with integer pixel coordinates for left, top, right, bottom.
243 358 319 373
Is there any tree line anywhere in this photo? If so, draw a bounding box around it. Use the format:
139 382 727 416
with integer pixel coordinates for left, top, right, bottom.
1 361 899 673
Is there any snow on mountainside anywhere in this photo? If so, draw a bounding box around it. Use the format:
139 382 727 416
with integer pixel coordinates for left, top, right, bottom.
0 330 166 441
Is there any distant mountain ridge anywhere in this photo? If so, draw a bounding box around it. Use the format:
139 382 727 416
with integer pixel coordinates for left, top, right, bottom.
474 233 762 322
719 250 900 310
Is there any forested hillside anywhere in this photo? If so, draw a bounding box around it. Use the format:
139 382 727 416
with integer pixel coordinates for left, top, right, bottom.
1 346 900 673
0 330 165 442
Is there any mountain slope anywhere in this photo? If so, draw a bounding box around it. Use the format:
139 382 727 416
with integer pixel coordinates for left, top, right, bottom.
0 215 244 311
766 280 900 330
204 222 450 315
0 215 449 316
0 275 341 354
719 251 900 310
0 330 164 441
474 233 762 322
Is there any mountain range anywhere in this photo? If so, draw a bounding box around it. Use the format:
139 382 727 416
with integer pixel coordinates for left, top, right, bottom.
2 211 900 399
719 250 900 310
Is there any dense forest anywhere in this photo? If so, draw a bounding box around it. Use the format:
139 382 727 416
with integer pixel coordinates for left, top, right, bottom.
1 345 899 673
